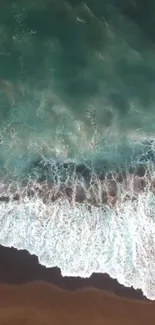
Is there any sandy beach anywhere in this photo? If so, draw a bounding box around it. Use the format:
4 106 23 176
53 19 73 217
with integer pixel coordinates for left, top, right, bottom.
0 281 154 325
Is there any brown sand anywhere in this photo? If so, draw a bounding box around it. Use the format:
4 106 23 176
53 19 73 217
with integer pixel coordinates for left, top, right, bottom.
0 282 155 325
0 245 154 325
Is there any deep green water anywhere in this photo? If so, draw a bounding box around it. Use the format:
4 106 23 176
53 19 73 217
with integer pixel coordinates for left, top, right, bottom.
0 0 155 180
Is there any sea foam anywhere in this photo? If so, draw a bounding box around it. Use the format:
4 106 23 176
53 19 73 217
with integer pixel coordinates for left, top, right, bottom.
0 175 155 300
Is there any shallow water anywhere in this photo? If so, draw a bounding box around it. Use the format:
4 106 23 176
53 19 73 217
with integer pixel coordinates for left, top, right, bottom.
1 0 155 300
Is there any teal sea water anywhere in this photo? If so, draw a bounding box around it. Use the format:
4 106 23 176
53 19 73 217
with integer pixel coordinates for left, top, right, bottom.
0 0 155 178
1 0 155 300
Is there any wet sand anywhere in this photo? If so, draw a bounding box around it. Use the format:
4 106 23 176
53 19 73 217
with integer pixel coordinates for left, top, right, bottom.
0 245 147 300
0 244 154 325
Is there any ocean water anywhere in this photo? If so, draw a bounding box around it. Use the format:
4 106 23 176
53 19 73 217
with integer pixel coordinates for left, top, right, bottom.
1 0 155 300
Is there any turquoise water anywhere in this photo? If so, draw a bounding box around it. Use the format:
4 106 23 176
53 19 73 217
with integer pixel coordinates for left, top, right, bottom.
0 0 155 181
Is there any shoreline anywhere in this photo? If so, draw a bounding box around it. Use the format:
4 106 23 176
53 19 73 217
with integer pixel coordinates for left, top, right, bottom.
0 244 149 302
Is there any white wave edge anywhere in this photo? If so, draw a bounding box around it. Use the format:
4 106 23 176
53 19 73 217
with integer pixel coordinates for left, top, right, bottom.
0 193 154 300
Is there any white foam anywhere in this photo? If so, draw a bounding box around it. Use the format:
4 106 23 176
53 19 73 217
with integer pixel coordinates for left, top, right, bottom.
0 190 155 300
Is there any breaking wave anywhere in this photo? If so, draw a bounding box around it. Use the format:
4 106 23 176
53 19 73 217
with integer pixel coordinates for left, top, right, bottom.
1 0 155 301
0 137 155 300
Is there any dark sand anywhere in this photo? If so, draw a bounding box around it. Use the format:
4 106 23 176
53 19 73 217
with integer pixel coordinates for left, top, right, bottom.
0 245 154 325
